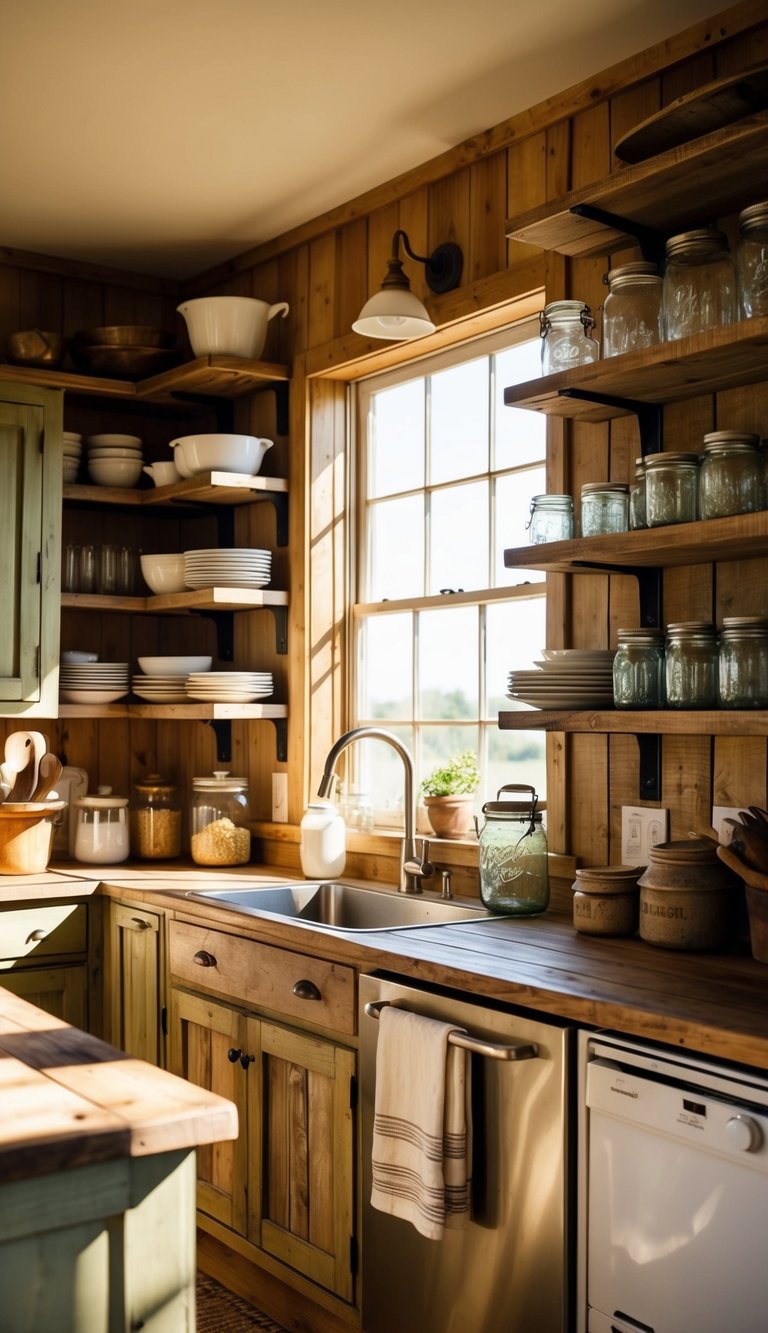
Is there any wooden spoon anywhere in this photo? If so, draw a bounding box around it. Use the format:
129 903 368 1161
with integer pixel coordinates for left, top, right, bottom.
30 754 63 803
4 732 34 802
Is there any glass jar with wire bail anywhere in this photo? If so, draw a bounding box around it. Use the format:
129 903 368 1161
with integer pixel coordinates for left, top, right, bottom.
665 621 718 709
527 493 574 544
718 616 768 708
698 430 764 519
539 300 599 376
644 451 700 527
737 201 768 318
478 785 549 916
663 228 737 340
580 482 629 536
613 628 666 709
601 261 663 357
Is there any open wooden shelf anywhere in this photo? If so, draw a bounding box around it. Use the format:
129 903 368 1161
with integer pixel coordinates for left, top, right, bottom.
61 588 288 614
498 709 768 735
503 318 768 420
63 470 289 508
0 354 289 407
57 702 287 721
504 112 768 258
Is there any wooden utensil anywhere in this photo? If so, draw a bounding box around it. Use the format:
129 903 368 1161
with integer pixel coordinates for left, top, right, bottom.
4 733 34 802
30 754 63 803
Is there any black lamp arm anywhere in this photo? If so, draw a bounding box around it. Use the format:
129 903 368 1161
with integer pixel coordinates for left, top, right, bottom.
391 229 463 294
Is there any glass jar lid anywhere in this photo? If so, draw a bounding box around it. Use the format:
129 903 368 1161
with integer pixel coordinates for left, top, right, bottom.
665 620 717 637
581 482 630 495
665 228 730 259
134 772 176 794
702 430 760 451
738 201 768 235
540 300 594 331
530 493 573 508
643 451 701 469
603 261 660 288
193 770 248 792
616 628 665 643
75 795 128 809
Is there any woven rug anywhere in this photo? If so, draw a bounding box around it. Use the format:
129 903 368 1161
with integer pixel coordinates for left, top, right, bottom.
196 1274 289 1332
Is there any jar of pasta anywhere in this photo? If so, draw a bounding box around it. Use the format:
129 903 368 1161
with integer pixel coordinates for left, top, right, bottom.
190 772 251 866
130 774 181 860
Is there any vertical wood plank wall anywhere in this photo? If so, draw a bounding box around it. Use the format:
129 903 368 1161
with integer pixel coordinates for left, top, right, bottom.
0 2 765 872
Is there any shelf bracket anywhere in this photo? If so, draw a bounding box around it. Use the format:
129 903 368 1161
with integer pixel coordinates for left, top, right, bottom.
625 566 663 629
269 605 288 654
636 733 662 802
569 203 667 266
271 717 288 762
266 491 289 547
206 719 232 764
192 610 234 661
559 388 663 455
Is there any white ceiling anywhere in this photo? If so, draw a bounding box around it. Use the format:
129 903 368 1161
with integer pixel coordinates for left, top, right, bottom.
0 0 721 280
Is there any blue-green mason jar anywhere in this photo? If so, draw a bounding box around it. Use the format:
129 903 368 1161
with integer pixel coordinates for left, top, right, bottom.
665 622 718 708
478 785 549 915
613 629 665 708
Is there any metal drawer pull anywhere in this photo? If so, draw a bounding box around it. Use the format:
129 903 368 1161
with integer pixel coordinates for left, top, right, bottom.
293 979 322 1001
130 917 151 930
227 1047 255 1070
364 1001 539 1061
193 949 217 968
25 929 48 944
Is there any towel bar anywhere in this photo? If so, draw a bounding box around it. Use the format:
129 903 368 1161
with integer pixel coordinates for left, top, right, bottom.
363 1000 539 1061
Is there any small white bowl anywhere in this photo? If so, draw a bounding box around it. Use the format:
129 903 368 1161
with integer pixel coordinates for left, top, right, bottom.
137 655 212 676
140 553 186 594
88 457 144 488
61 650 99 663
169 433 272 478
86 433 143 448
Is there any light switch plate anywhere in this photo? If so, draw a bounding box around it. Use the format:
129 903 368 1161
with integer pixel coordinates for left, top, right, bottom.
621 806 669 865
272 772 288 823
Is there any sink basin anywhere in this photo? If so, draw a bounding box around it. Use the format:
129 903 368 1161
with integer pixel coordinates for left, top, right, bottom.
185 880 498 932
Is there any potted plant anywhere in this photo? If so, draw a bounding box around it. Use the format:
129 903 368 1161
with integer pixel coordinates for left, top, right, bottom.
419 750 480 840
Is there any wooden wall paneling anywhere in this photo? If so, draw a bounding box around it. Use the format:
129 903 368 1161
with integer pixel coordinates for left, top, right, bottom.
0 264 21 350
716 18 768 74
662 733 713 840
307 233 337 350
568 733 609 864
609 734 642 861
661 46 717 103
545 120 570 200
398 190 430 303
61 276 104 339
468 151 507 282
334 218 368 341
18 269 63 333
506 132 547 270
607 78 662 170
278 243 309 360
427 169 471 267
713 736 767 815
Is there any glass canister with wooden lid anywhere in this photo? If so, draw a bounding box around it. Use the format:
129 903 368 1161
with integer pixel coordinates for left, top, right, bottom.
130 773 182 860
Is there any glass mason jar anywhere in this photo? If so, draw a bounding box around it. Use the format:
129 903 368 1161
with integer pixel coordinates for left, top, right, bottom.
539 300 599 375
478 785 549 916
737 201 768 318
698 430 764 518
629 456 647 530
527 493 574 544
613 628 665 708
190 771 251 866
663 228 737 340
718 616 768 708
73 791 130 864
129 773 181 860
644 451 700 526
601 261 663 357
665 621 718 708
580 483 629 536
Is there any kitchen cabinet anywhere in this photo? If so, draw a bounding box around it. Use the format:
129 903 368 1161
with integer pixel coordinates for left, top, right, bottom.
103 897 166 1066
0 383 63 717
0 901 88 1027
168 918 357 1306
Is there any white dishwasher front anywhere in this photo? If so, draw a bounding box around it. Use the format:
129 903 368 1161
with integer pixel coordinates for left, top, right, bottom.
579 1031 768 1333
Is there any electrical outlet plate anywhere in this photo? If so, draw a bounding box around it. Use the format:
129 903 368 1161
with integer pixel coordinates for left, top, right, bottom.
712 805 748 844
621 806 669 866
272 772 288 823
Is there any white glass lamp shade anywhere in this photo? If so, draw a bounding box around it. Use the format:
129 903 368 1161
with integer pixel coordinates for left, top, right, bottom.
352 287 435 340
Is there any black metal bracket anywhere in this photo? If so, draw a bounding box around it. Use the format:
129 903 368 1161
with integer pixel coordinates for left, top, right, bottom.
636 733 662 802
559 388 663 455
569 203 668 267
207 719 232 763
272 717 287 762
269 605 288 654
267 492 289 547
570 562 662 628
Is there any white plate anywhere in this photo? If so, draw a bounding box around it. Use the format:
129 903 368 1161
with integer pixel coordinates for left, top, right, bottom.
184 547 270 559
132 689 189 702
185 690 273 702
60 688 129 703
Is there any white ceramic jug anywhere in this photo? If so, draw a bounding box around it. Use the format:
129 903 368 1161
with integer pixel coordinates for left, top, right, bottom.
177 296 290 360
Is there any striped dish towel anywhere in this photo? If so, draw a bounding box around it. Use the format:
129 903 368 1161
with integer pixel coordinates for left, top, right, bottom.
370 1005 472 1240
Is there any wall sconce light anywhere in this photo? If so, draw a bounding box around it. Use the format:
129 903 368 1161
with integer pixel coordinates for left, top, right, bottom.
352 229 463 340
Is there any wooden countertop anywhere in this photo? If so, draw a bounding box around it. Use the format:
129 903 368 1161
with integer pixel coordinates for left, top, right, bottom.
0 986 238 1183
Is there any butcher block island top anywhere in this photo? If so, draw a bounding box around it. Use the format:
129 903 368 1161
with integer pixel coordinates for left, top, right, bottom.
0 985 237 1182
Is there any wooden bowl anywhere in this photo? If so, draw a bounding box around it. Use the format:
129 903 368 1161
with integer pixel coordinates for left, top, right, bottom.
0 801 66 875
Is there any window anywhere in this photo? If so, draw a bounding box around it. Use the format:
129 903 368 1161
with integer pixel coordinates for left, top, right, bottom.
350 321 547 830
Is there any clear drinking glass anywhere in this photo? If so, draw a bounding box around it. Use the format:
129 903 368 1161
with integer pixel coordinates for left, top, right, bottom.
96 544 118 595
78 544 95 592
62 543 79 592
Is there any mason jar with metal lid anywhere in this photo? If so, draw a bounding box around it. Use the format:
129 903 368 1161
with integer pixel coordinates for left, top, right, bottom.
663 228 737 340
190 771 251 866
613 628 665 709
539 300 599 376
644 451 700 526
478 785 549 916
601 261 663 357
737 200 768 318
580 482 629 536
527 493 574 544
699 429 764 518
718 616 768 708
665 621 718 708
629 456 647 530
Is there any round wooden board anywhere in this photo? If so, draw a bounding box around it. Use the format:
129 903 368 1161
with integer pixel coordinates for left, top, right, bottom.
614 62 768 164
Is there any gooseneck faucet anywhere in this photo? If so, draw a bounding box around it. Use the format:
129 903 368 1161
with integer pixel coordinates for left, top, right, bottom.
317 727 434 893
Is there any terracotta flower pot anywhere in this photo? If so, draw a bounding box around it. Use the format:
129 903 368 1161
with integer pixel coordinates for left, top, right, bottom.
423 795 475 840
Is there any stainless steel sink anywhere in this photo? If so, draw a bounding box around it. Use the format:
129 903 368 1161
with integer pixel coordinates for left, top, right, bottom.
184 880 497 932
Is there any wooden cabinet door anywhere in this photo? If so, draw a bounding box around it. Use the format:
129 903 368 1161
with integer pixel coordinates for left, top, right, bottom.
251 1019 356 1303
0 385 62 716
169 988 249 1235
105 902 164 1066
1 965 87 1028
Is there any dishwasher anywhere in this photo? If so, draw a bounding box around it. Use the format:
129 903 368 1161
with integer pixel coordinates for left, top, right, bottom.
360 972 572 1333
578 1030 768 1333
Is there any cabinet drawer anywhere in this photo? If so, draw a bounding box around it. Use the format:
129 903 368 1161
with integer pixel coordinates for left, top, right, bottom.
0 903 87 964
169 919 356 1035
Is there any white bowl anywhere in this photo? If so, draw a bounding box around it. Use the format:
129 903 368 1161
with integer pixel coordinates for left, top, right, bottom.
86 433 143 448
177 296 289 359
88 447 143 460
87 457 143 488
61 650 98 663
137 655 212 676
140 553 186 594
169 433 273 478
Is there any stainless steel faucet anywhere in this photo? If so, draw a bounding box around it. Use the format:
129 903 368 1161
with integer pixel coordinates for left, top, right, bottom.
317 726 434 893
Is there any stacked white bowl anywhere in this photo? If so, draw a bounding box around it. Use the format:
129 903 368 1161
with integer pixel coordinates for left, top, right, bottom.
63 431 82 483
86 433 143 488
133 655 212 703
60 660 130 703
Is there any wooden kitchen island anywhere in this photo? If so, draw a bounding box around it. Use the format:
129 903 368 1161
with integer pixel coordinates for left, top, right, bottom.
0 984 237 1333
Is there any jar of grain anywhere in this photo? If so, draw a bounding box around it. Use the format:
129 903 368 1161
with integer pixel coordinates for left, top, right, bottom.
130 773 181 860
638 838 740 949
571 865 642 936
190 772 251 866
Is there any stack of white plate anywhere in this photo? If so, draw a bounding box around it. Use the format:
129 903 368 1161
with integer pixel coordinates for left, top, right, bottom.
183 547 272 589
60 660 130 704
63 431 82 483
507 649 616 709
131 673 189 703
185 671 274 703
